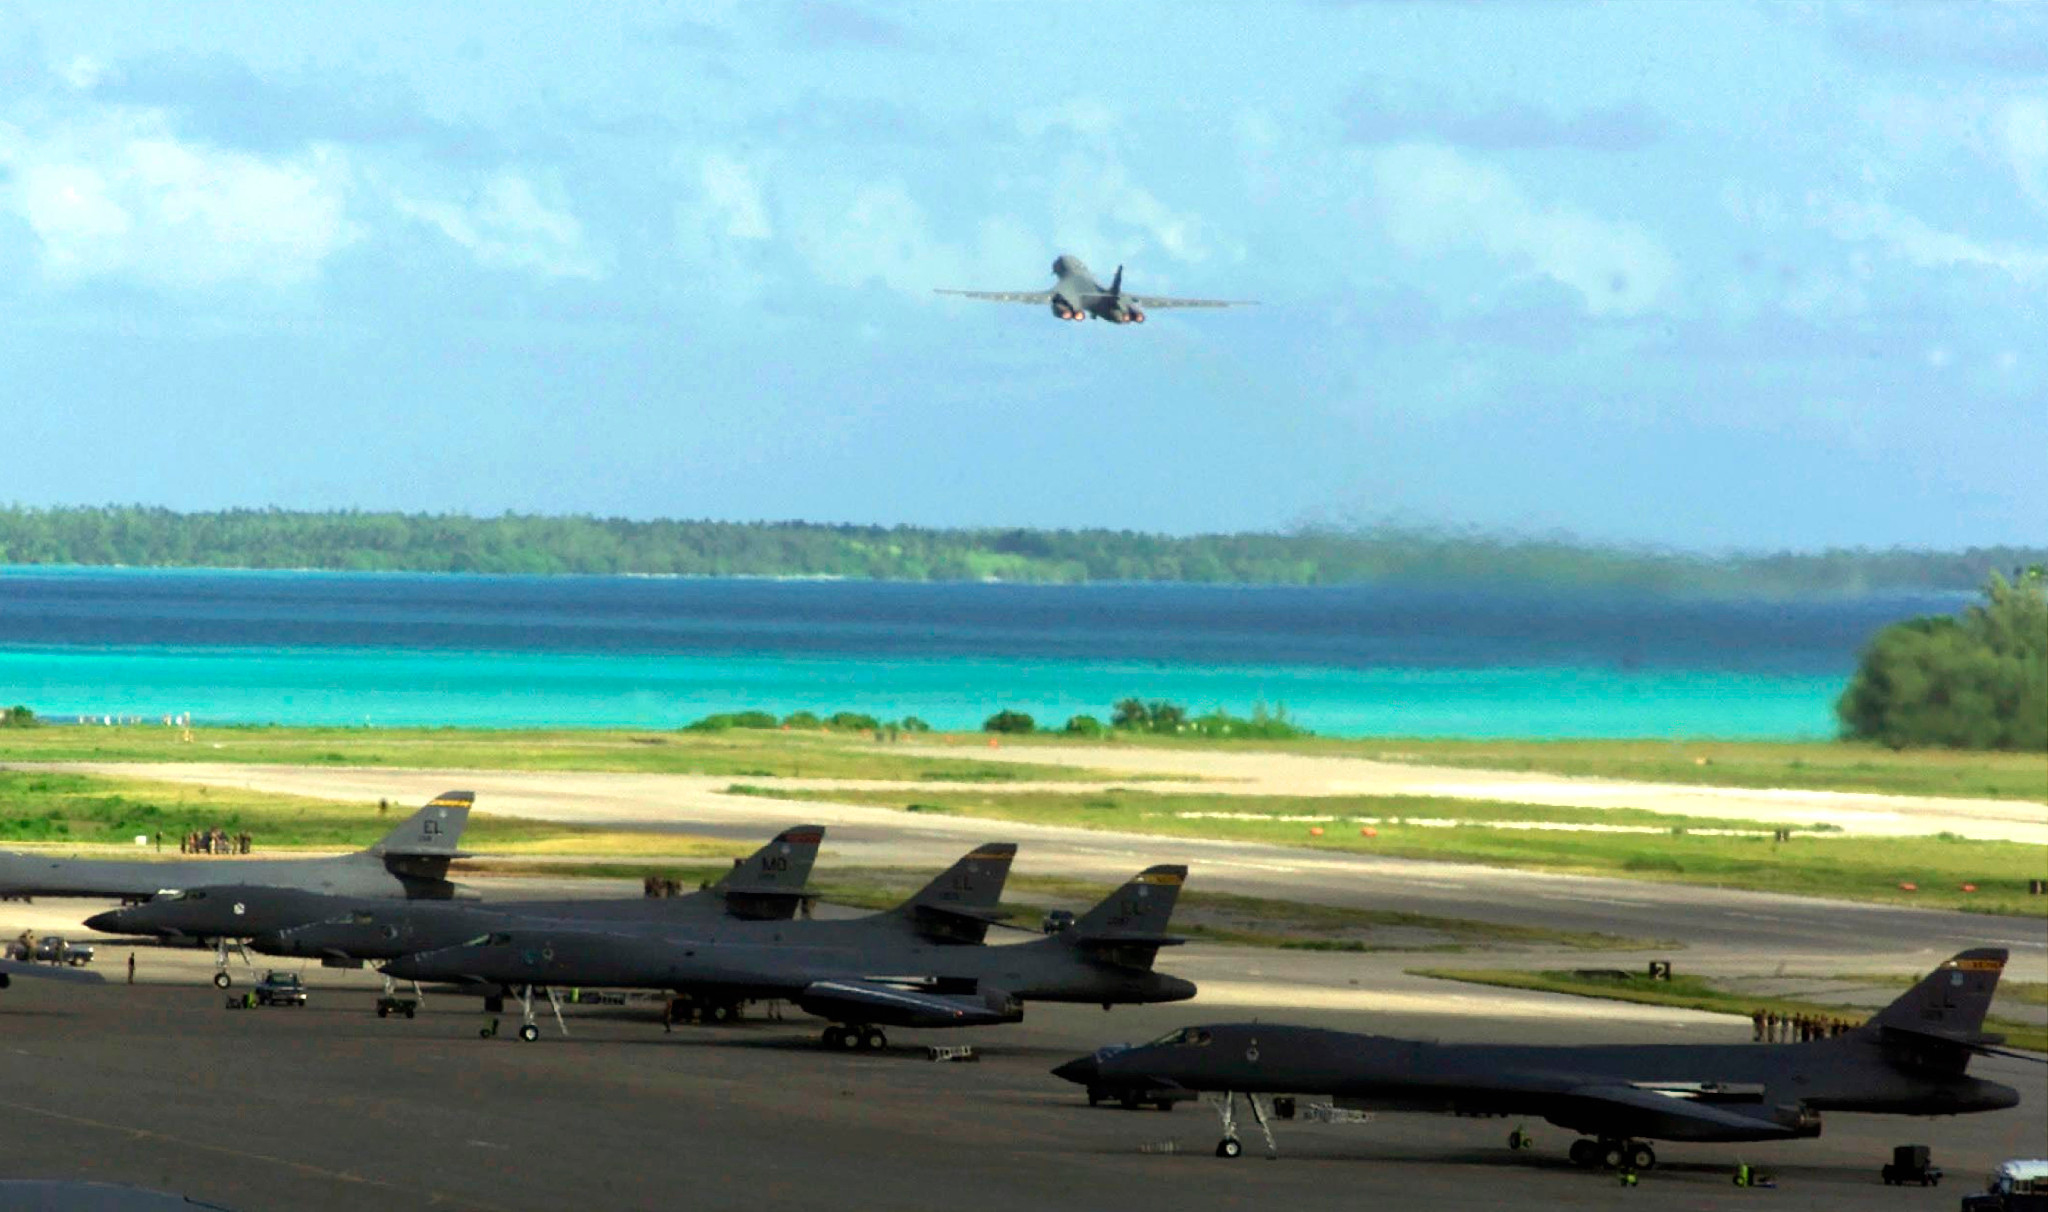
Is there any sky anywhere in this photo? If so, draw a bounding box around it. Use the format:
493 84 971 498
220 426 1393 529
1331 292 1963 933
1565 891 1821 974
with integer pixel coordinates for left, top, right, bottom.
1 1 2043 552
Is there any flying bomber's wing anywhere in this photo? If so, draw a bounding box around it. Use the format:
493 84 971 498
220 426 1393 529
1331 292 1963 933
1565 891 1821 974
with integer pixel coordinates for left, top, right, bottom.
1089 293 1254 309
933 289 1055 304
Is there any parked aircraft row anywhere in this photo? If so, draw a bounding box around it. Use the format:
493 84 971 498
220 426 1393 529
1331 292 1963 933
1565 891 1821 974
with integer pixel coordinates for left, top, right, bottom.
52 814 1195 1048
5 795 2032 1175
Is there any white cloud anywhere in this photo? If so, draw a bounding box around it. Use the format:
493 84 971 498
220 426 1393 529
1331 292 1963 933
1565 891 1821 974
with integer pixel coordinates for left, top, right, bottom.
1819 194 2048 281
698 152 773 240
2003 97 2048 212
395 173 604 280
1367 143 1675 316
0 111 358 288
59 55 106 90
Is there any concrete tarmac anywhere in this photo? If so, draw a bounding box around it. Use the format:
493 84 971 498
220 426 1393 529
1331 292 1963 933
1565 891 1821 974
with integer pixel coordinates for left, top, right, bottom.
0 961 2039 1212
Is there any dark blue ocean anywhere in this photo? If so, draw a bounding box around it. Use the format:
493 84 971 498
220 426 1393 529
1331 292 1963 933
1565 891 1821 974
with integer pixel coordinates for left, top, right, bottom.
0 568 1963 737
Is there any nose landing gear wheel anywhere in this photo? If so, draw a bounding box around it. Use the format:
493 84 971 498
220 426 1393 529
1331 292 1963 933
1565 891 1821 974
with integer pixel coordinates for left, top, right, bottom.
1216 1137 1243 1159
518 1023 540 1042
213 972 231 989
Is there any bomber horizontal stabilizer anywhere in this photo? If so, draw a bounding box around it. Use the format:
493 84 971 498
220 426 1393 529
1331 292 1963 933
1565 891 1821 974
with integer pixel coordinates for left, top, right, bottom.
796 978 1021 1029
1557 1083 1814 1141
1074 932 1186 948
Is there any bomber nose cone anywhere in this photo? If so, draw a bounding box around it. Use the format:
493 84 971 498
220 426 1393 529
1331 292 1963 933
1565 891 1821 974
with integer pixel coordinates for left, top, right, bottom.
82 910 126 933
1051 1054 1100 1086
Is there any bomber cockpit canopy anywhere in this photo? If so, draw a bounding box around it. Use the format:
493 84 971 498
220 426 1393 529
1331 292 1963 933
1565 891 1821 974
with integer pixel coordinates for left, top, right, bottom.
1147 1026 1213 1048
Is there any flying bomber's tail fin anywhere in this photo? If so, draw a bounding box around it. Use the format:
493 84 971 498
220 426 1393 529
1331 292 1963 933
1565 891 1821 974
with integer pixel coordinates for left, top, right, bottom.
892 843 1017 944
712 825 824 920
1069 864 1188 968
1109 264 1124 296
369 791 473 858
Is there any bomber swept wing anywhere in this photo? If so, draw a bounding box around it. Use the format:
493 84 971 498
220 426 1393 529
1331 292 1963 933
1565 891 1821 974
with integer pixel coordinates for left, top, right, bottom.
1079 292 1244 310
933 289 1054 304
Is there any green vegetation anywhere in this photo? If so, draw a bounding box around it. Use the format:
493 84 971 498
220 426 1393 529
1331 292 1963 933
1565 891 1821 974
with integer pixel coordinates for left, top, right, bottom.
753 786 2048 915
983 709 1036 734
1412 967 2048 1054
1 705 34 728
3 505 2040 590
0 770 727 853
0 723 1113 782
1839 571 2047 751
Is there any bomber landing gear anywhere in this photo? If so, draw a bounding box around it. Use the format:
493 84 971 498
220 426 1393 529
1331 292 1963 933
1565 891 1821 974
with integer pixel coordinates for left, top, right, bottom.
1571 1138 1655 1171
211 937 252 988
500 983 566 1043
1207 1092 1278 1160
821 1024 886 1051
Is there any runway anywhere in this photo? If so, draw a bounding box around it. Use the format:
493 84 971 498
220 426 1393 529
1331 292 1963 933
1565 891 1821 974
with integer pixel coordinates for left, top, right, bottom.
1 959 2038 1212
29 761 2046 979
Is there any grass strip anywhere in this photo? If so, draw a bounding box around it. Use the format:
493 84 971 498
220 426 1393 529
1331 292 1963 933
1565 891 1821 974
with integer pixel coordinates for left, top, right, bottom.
0 724 1111 782
1411 967 2048 1054
746 785 2048 917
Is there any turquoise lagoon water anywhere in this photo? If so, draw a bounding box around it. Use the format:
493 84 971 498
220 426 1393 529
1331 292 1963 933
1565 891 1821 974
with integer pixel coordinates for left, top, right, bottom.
0 569 1958 738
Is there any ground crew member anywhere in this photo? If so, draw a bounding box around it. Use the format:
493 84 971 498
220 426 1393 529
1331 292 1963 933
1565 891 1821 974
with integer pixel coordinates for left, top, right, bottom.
127 951 135 984
1751 1009 1765 1042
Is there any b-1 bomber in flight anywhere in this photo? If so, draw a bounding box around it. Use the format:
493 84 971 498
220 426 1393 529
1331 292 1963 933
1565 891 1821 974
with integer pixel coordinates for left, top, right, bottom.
936 256 1253 325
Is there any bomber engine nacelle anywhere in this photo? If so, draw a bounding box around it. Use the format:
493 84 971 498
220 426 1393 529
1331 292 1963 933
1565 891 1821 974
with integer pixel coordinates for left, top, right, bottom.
1050 297 1085 322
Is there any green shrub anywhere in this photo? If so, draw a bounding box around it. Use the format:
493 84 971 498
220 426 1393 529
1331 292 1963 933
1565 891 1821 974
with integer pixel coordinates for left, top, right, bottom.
1063 714 1105 737
1838 572 2047 751
686 710 779 732
983 710 1036 734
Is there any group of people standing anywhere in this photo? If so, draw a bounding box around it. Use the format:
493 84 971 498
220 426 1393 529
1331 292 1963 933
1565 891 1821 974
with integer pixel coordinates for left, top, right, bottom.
179 827 251 855
1751 1008 1857 1042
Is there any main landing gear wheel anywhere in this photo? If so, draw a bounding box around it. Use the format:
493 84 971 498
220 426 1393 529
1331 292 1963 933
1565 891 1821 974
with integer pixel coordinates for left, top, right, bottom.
1568 1139 1598 1168
1627 1143 1656 1171
518 1023 540 1043
823 1026 860 1050
1216 1137 1243 1159
213 972 231 989
859 1027 886 1051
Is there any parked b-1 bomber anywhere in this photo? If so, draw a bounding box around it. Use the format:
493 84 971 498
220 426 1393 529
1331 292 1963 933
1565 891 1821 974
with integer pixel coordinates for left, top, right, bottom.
380 848 1196 1047
1063 948 2033 1169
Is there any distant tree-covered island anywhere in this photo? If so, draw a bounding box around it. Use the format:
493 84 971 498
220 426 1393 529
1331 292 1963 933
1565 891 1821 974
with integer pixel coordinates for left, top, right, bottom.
0 505 2039 594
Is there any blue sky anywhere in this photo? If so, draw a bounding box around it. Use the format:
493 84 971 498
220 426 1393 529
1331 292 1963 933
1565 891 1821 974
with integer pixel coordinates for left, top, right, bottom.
1 1 2042 551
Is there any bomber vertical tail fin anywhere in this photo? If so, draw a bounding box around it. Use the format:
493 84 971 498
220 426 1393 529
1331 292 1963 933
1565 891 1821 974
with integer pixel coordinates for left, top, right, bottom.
1862 948 2009 1069
891 843 1017 944
1870 948 2006 1040
1068 864 1187 969
712 825 824 920
1109 264 1124 296
370 791 472 858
